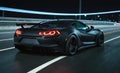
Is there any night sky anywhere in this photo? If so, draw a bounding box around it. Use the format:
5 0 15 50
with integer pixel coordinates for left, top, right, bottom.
0 0 120 13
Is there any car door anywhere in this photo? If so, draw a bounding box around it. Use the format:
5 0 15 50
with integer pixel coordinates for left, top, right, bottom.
75 22 95 45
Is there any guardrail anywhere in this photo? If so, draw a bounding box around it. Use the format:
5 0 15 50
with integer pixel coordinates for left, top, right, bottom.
0 17 116 30
0 17 115 23
0 17 51 23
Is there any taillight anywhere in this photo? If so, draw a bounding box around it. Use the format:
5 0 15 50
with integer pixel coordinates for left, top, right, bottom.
15 30 22 36
39 30 61 37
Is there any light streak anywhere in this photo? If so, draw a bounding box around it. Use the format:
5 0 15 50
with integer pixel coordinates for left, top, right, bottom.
0 7 120 16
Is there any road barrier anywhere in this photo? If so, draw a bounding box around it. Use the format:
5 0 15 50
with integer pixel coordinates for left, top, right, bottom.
0 17 116 30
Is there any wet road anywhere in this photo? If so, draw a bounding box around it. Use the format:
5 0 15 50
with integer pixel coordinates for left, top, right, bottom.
0 26 120 73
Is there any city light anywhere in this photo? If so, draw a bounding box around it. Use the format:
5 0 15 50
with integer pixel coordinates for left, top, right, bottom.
0 7 120 16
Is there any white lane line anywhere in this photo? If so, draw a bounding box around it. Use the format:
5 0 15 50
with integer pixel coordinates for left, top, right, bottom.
0 47 15 52
104 36 120 43
0 38 13 42
27 56 66 73
0 31 14 34
27 35 120 73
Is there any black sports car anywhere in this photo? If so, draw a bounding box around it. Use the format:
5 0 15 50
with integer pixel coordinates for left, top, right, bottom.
14 20 104 55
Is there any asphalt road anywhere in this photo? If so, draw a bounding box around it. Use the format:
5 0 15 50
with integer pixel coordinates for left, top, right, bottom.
0 26 120 73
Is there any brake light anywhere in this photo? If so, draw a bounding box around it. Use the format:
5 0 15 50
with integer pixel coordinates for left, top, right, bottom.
39 30 61 37
15 30 22 35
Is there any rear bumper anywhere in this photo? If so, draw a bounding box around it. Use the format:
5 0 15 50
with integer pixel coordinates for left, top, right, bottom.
15 43 64 52
14 36 66 52
14 42 59 48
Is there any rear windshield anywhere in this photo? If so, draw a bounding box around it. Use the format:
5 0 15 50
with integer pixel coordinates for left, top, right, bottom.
32 21 73 29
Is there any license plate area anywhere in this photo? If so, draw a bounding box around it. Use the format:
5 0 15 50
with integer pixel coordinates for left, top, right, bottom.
21 38 39 45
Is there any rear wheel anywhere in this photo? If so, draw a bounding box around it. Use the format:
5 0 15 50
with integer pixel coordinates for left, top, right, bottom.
65 35 78 55
96 32 104 46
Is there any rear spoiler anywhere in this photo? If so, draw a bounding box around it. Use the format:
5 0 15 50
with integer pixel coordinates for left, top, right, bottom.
16 23 40 28
16 20 55 28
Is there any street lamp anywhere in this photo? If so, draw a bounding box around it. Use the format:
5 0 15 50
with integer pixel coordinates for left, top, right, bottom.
84 14 87 19
79 0 82 19
2 10 5 17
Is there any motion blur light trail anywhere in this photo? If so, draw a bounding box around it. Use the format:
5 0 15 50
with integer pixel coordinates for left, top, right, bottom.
0 7 120 16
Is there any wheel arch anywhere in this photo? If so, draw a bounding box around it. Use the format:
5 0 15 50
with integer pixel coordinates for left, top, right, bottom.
66 33 81 49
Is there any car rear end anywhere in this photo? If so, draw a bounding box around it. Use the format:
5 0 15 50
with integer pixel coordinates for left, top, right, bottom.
14 21 72 52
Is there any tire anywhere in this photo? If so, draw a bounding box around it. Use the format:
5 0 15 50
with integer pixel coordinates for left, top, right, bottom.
65 35 78 55
96 32 104 46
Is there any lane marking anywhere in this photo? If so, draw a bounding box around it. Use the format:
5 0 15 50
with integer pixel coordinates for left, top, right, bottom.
0 38 13 42
27 56 66 73
104 35 120 43
27 35 120 73
0 47 15 52
0 31 14 34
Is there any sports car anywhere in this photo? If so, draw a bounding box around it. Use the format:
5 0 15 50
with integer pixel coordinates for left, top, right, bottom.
14 20 104 55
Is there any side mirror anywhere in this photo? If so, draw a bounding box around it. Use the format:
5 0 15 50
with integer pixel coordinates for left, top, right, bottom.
91 26 94 29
